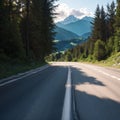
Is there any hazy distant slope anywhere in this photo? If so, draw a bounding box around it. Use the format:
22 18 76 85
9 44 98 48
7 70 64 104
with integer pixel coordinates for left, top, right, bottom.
56 16 93 36
54 26 79 41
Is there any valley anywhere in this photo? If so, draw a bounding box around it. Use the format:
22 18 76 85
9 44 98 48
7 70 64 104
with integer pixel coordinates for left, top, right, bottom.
54 15 93 52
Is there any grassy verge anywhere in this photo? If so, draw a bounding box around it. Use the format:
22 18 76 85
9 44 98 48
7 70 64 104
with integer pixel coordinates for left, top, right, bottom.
0 60 47 79
79 52 120 69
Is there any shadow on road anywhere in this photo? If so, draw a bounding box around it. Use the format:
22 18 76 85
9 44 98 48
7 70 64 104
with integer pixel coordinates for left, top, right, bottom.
71 67 105 86
71 67 120 120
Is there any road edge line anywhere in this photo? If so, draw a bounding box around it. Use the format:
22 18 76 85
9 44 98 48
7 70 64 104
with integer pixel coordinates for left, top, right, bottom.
0 64 50 87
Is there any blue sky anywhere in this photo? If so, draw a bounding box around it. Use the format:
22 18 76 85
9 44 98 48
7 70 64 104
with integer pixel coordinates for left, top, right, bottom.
55 0 116 22
58 0 116 13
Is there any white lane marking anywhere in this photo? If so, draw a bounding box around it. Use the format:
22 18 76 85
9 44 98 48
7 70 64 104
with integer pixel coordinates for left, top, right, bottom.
92 68 120 81
0 65 49 87
61 66 72 120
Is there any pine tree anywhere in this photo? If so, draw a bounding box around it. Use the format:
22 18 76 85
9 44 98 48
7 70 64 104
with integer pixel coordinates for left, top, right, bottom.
114 0 120 52
91 5 101 41
26 0 57 61
100 6 107 42
115 0 120 29
92 5 107 42
0 0 25 59
106 1 115 38
93 40 106 61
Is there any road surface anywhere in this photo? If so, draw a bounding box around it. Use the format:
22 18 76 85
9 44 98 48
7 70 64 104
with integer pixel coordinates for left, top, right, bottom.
0 62 120 120
71 63 120 120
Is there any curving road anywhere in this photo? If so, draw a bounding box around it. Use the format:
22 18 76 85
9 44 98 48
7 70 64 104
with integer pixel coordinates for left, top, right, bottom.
0 62 120 120
0 64 67 120
71 63 120 120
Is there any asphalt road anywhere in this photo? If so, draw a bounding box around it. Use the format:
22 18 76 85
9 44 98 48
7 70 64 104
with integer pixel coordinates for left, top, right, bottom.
71 63 120 120
0 63 68 120
0 62 120 120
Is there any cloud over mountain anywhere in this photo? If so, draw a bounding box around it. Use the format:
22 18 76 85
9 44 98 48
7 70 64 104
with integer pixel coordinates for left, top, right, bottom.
55 3 93 22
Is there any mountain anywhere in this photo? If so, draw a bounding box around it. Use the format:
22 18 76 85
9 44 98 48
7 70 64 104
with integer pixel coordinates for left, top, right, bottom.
81 32 91 39
56 16 93 36
82 16 93 22
54 26 79 41
54 16 93 51
54 38 86 52
59 15 79 25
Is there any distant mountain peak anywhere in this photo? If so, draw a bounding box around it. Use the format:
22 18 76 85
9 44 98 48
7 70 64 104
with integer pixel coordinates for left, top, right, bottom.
61 15 79 25
81 16 93 22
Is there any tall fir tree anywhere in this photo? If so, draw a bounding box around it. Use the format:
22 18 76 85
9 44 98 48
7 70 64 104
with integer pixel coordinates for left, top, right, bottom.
100 6 107 42
106 1 116 38
27 0 57 61
0 0 24 59
114 0 120 52
91 5 101 42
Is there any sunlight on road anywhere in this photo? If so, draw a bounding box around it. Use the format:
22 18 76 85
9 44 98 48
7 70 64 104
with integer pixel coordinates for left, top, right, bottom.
75 83 120 103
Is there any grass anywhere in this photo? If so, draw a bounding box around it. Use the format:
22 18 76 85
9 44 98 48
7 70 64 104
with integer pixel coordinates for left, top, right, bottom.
94 52 120 68
0 60 47 79
78 52 120 69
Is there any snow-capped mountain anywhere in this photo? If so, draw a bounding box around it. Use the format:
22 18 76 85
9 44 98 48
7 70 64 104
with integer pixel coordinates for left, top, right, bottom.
56 15 93 36
82 16 93 22
60 15 79 25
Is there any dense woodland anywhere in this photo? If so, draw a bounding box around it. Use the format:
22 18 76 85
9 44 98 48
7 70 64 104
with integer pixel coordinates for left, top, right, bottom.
0 0 120 64
49 0 120 62
0 0 57 62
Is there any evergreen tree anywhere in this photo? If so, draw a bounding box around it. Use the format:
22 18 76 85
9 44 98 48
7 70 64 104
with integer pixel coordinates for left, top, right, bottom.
20 0 57 61
106 1 116 38
92 5 107 42
114 29 120 52
114 0 120 52
114 0 120 29
91 5 101 42
0 0 25 59
65 51 72 61
100 6 107 42
0 0 8 54
93 40 106 61
90 5 102 55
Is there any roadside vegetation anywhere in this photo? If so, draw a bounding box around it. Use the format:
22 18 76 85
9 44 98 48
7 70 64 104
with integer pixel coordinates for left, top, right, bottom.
0 0 57 79
0 60 47 79
46 1 120 68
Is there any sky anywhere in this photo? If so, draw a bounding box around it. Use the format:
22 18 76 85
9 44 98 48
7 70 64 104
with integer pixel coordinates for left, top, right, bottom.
55 0 116 22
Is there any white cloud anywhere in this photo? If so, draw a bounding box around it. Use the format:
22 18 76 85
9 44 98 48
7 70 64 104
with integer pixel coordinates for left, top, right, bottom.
55 3 93 22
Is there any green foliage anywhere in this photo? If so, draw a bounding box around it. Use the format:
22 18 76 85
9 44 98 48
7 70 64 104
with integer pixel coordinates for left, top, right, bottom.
91 5 101 41
114 0 120 29
21 0 56 61
107 1 115 37
65 52 72 61
0 60 47 79
93 40 106 61
114 29 120 52
0 0 57 78
0 0 56 62
100 6 107 41
0 0 25 59
50 1 120 64
114 0 120 53
91 5 108 42
106 37 114 55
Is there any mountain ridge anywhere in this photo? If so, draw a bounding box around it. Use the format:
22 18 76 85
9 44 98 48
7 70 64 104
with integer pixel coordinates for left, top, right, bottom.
59 15 79 25
54 26 79 41
56 15 93 36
